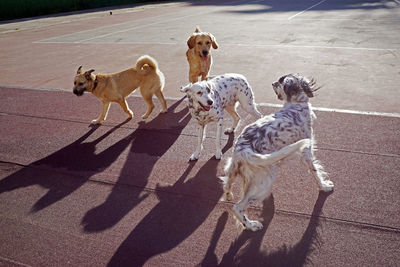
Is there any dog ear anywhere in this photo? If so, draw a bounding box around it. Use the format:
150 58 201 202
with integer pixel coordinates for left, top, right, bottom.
77 66 83 75
180 84 192 93
84 69 95 80
302 77 320 98
208 33 218 49
187 34 197 49
283 83 299 101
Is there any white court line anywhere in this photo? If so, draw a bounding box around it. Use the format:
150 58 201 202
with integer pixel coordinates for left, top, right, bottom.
1 85 399 118
288 0 328 20
34 40 398 51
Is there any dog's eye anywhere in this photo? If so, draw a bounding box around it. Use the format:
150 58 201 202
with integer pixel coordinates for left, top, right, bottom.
206 87 211 93
197 41 202 45
206 41 210 45
279 76 287 83
79 82 84 86
197 91 203 96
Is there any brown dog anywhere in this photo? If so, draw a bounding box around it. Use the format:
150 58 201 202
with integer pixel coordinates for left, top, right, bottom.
186 27 219 83
73 55 167 124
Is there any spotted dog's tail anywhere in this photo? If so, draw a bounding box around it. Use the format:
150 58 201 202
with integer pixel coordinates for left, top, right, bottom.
219 139 310 201
236 139 310 168
136 55 159 75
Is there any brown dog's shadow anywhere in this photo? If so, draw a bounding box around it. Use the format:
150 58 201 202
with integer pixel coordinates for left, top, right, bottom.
0 98 190 221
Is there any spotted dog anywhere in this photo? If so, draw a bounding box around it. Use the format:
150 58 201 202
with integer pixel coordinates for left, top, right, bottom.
180 73 262 161
220 74 334 231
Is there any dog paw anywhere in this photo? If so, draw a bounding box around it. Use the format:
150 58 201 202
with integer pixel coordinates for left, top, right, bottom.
160 109 167 114
142 114 149 119
320 180 334 192
189 152 200 161
225 192 233 201
215 150 222 160
91 119 102 125
247 220 263 232
224 128 234 134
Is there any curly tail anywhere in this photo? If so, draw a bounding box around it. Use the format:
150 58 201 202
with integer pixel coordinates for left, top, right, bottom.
136 55 158 75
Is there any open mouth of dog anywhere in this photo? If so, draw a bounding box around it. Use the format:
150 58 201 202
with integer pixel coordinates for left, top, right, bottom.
198 101 211 111
199 53 209 61
73 89 85 97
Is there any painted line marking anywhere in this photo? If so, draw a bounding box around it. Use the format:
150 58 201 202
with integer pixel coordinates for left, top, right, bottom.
33 40 398 52
2 85 398 118
288 0 328 20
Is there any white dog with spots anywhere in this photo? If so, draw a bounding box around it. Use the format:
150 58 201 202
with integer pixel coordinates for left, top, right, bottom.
180 74 262 161
220 74 334 231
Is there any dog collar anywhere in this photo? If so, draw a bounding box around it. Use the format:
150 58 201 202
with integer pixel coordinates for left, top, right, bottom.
92 76 98 91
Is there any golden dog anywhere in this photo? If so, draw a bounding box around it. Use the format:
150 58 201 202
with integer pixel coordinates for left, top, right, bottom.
73 55 167 124
186 27 219 83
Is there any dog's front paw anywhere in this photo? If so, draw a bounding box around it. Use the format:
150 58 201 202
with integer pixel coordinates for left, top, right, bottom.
224 128 234 134
247 220 263 232
189 151 200 161
91 119 102 125
127 110 134 118
320 180 334 192
160 108 167 114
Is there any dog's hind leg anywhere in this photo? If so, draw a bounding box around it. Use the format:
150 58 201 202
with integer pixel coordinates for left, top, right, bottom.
301 147 334 192
117 98 133 119
233 170 274 231
154 90 168 114
239 99 262 119
190 124 206 161
92 101 111 124
224 104 240 134
215 119 223 160
140 90 155 119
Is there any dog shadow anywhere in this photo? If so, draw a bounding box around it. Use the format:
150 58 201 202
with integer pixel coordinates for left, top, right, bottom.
81 98 192 232
218 191 332 267
0 98 189 216
0 119 131 213
107 134 234 267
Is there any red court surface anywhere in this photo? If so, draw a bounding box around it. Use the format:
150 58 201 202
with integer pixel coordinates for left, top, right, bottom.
1 0 399 266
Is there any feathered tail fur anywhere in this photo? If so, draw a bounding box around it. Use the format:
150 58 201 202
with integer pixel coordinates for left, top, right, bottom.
220 139 311 201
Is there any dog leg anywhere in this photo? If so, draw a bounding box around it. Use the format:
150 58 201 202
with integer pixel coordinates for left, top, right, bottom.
224 104 240 134
155 90 168 114
239 98 262 119
233 170 274 231
189 72 199 83
301 147 334 192
141 92 155 119
190 124 205 161
215 119 223 159
201 73 208 81
92 101 111 124
118 98 133 119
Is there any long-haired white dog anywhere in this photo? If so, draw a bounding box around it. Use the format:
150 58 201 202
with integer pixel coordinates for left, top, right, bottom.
220 74 334 231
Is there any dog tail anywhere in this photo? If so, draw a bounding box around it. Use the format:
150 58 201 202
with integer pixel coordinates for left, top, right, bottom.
236 139 311 169
136 55 158 75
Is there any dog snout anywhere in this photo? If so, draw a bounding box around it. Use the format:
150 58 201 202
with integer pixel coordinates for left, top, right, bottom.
207 99 213 106
202 50 209 56
272 82 279 87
